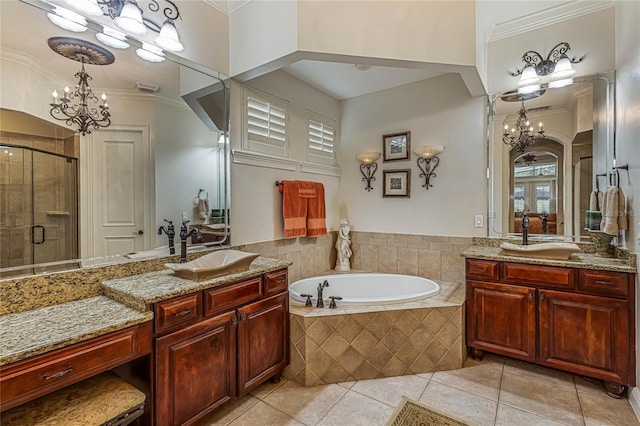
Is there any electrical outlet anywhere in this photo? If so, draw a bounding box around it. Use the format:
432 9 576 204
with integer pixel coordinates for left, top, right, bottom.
182 212 188 222
474 215 484 228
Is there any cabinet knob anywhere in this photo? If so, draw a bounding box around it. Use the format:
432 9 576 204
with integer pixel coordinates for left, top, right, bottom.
540 293 545 302
529 293 534 302
241 313 247 322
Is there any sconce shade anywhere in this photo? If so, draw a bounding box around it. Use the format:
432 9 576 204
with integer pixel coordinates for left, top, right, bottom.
96 26 129 49
518 65 539 85
155 20 184 52
356 152 381 164
548 78 574 89
64 0 103 16
517 84 542 95
413 145 444 159
136 43 165 62
551 56 576 79
47 7 88 32
115 0 146 35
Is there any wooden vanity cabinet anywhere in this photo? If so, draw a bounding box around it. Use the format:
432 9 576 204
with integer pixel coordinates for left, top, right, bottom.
154 268 289 426
466 259 635 397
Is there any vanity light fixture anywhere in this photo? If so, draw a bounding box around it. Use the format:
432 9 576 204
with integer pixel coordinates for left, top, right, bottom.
511 42 583 87
155 20 184 52
136 42 165 62
356 152 381 191
96 26 129 49
48 37 114 136
47 7 88 32
414 145 443 189
503 101 545 154
64 0 103 16
114 0 146 34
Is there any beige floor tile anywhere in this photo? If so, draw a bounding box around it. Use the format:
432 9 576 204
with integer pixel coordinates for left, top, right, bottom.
418 381 498 426
573 375 609 398
463 353 507 368
431 359 503 401
503 358 575 390
228 401 305 426
251 377 288 400
495 403 571 425
200 395 261 426
416 372 433 380
500 371 582 426
350 374 429 407
262 380 348 425
316 390 395 426
579 392 640 426
337 380 356 389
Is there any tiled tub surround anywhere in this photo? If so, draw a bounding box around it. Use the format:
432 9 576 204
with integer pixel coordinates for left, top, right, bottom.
284 280 465 386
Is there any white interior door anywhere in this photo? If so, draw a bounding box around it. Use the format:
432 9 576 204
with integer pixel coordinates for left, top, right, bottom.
82 127 151 257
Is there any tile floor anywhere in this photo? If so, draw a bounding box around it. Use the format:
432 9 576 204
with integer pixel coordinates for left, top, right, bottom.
201 354 639 426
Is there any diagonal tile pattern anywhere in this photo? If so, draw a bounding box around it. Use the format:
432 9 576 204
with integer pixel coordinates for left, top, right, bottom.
201 355 640 426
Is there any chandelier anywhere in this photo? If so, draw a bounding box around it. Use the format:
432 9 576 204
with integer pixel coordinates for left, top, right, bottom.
48 37 114 136
503 101 545 153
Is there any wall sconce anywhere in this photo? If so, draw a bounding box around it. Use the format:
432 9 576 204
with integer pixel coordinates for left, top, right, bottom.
510 42 584 92
414 145 443 189
356 152 381 191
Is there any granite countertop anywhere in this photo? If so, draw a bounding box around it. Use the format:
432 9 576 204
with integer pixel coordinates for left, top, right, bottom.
0 296 153 366
102 256 292 312
462 245 636 273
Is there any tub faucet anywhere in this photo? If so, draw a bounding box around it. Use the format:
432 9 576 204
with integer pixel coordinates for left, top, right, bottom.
317 280 329 308
522 211 529 246
158 219 176 255
179 220 202 263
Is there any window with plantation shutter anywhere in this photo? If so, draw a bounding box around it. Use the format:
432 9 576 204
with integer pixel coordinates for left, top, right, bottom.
243 87 289 157
306 110 337 165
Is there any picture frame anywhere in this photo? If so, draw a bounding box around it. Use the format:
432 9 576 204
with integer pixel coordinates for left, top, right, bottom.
382 131 411 162
383 169 411 198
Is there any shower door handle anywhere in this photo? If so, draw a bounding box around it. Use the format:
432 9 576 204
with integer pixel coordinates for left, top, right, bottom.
32 225 45 244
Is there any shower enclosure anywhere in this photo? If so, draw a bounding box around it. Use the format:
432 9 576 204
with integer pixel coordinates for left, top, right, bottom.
0 145 78 276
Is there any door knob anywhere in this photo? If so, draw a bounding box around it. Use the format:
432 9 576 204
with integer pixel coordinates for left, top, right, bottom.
137 230 144 235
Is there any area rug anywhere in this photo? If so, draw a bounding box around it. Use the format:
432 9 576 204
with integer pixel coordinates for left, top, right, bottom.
386 396 471 426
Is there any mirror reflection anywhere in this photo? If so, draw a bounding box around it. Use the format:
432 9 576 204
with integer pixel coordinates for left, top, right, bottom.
0 0 230 278
489 73 614 240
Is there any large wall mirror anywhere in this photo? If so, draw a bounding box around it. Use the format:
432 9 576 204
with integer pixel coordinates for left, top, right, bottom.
0 0 230 278
488 72 615 240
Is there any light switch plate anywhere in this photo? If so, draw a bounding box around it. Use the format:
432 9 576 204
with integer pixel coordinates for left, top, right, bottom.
474 215 484 228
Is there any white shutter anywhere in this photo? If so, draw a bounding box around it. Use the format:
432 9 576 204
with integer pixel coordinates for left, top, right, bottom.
306 110 337 165
244 87 289 157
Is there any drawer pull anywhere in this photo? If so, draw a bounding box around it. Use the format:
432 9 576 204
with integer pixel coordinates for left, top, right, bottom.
471 267 484 273
43 365 73 380
595 280 612 285
174 309 192 317
272 278 286 284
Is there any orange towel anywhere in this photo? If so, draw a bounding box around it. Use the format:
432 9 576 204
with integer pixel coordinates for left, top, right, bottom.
307 182 327 237
281 180 307 238
297 180 317 198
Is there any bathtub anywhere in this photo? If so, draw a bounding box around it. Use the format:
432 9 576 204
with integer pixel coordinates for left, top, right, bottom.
289 273 440 305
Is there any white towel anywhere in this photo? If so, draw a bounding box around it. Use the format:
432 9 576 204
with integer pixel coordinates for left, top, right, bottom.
600 186 627 236
197 198 209 220
589 190 600 211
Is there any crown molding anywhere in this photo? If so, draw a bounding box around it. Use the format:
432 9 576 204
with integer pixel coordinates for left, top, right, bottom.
489 0 615 42
202 0 253 16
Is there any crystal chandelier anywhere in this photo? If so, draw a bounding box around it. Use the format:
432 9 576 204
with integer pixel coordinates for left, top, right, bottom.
50 59 111 136
503 101 545 153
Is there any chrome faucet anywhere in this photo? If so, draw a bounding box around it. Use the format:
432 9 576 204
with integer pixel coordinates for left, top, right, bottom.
157 219 176 255
317 280 329 308
179 220 202 263
522 211 529 245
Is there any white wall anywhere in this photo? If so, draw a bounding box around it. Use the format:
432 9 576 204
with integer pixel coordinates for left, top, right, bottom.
229 71 342 244
614 0 640 413
339 73 486 237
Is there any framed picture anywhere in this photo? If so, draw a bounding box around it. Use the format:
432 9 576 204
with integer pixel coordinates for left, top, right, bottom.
383 169 411 198
382 131 411 162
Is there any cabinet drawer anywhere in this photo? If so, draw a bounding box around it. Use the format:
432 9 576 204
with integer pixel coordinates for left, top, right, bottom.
204 277 263 317
264 269 288 296
466 259 499 281
0 322 152 411
155 293 202 334
579 270 630 299
503 262 575 290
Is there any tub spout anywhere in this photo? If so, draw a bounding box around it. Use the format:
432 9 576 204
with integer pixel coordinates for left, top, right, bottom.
317 280 330 308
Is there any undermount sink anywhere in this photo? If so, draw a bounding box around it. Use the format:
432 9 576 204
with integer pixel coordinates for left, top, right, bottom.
165 249 260 281
500 242 582 260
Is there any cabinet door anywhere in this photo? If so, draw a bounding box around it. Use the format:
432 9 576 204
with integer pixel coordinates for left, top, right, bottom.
538 290 632 385
155 311 236 426
237 292 289 396
466 280 536 362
